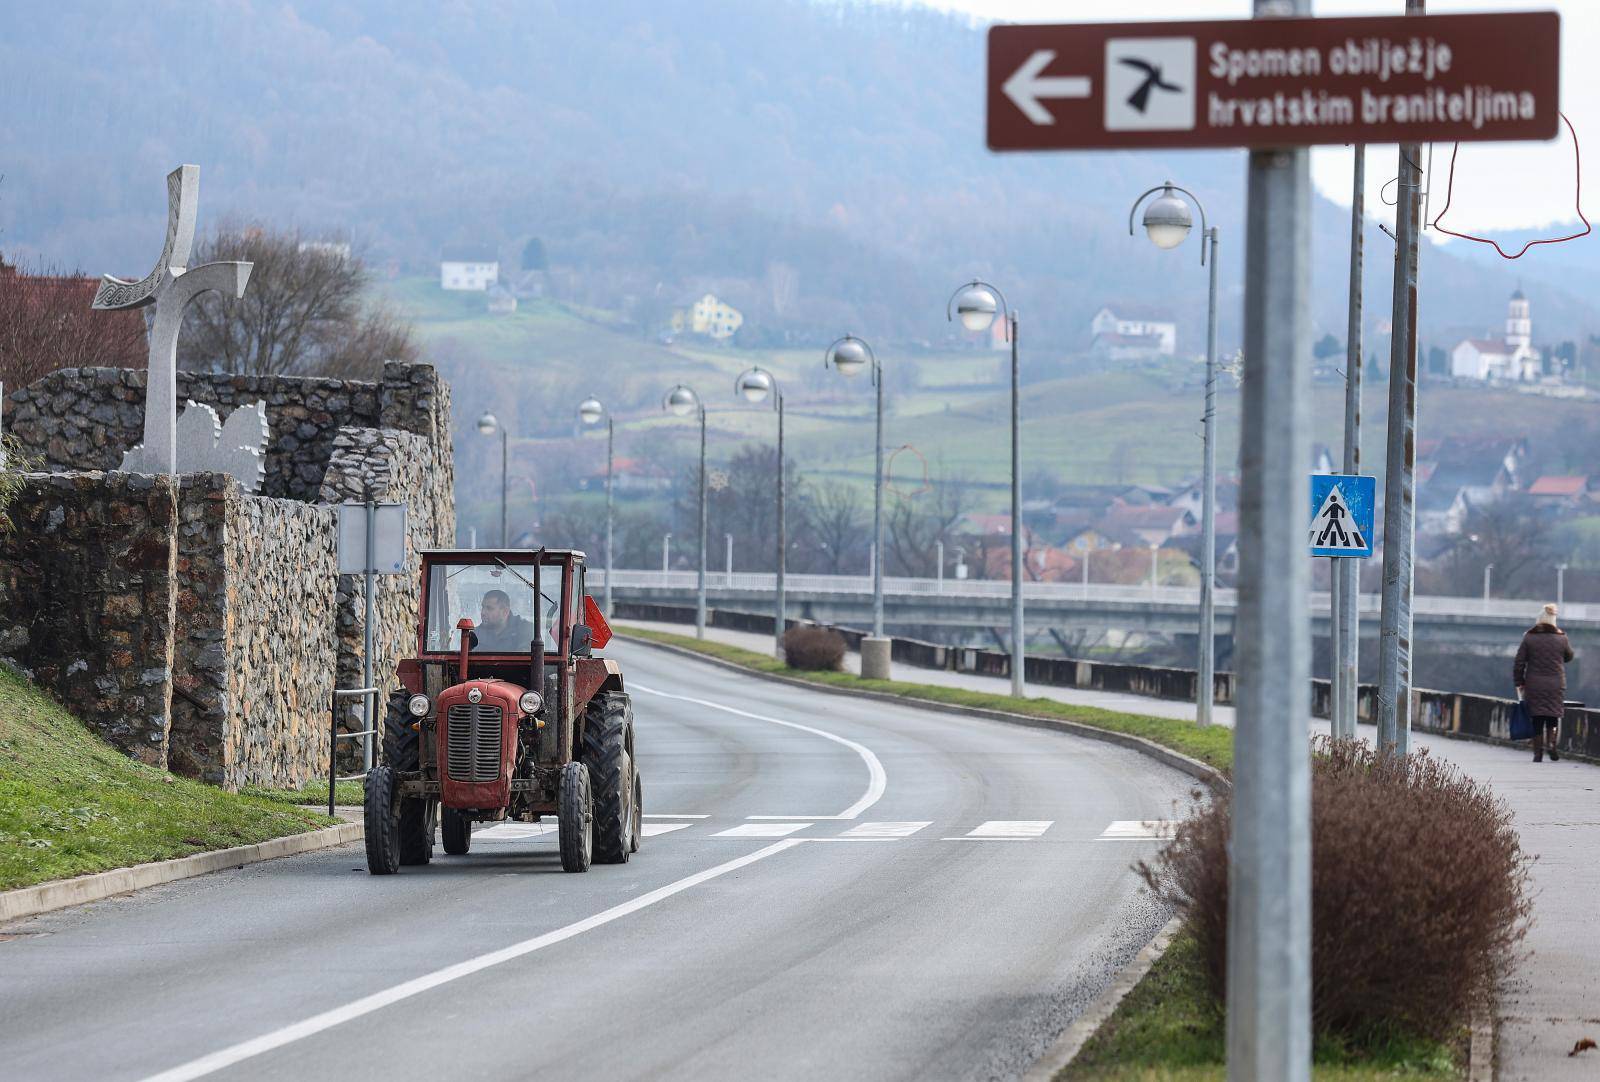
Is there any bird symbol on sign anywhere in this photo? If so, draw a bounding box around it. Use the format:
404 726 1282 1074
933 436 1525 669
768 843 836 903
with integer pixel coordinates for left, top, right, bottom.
1118 58 1183 113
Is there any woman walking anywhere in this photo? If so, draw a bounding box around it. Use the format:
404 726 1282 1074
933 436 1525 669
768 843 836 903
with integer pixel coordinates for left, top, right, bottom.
1514 603 1574 762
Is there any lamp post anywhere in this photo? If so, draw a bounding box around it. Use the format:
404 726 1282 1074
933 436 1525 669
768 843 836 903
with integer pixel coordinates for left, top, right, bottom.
1558 563 1568 610
825 335 886 634
664 384 707 638
662 533 671 576
736 366 788 660
577 397 613 615
1128 180 1219 727
477 411 509 547
1484 563 1494 609
1150 541 1161 598
936 539 944 591
946 282 1025 697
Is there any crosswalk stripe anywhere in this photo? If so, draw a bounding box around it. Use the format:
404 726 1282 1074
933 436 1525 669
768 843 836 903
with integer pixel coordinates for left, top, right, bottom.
473 823 554 841
1097 820 1177 840
640 822 692 838
712 822 812 838
954 820 1053 840
839 821 932 838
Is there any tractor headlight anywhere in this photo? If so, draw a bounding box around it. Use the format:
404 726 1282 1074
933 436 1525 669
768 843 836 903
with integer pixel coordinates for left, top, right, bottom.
407 694 430 717
519 690 543 714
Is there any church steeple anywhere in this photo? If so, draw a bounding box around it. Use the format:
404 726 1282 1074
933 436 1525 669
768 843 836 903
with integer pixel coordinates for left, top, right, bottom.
1506 285 1531 350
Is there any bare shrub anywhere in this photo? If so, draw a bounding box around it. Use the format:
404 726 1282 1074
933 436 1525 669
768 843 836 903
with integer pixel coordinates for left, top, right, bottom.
1140 738 1532 1041
783 626 845 671
0 258 146 389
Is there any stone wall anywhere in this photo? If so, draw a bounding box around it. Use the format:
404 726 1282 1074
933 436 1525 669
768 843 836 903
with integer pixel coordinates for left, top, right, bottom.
0 362 454 503
170 476 339 788
0 473 178 765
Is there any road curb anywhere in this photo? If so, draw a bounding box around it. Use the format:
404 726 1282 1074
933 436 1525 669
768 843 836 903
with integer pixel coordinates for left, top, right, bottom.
0 822 364 924
616 633 1228 791
1021 915 1183 1081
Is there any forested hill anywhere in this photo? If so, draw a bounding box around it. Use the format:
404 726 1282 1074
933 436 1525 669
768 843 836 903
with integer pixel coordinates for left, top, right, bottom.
3 0 1591 354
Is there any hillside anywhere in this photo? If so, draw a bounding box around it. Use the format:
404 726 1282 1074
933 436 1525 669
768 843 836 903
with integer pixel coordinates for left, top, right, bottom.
4 0 1594 360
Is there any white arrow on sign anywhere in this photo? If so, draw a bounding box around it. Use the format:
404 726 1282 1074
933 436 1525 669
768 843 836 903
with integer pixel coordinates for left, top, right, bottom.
1002 50 1092 126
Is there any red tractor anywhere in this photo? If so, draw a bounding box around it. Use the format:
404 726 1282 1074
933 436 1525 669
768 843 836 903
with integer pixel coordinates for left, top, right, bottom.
363 548 640 875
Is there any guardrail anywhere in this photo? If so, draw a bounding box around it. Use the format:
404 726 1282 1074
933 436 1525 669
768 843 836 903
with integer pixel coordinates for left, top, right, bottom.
595 568 1591 622
328 686 380 816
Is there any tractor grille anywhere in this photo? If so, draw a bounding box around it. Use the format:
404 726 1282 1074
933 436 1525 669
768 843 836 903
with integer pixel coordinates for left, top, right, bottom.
446 703 504 783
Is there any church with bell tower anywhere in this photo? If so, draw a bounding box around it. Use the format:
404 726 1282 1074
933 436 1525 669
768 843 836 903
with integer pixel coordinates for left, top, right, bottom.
1450 287 1543 381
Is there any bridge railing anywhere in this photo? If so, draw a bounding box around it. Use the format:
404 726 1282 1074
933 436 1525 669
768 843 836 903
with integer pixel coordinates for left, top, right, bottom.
593 569 1589 623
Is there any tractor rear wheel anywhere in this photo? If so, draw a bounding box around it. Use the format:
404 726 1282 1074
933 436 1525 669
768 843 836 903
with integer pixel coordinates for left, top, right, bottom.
583 692 635 864
629 771 643 854
382 690 418 769
399 798 435 865
363 765 401 875
441 806 472 855
558 761 593 873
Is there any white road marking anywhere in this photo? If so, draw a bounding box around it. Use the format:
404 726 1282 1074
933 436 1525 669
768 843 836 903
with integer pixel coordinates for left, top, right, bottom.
840 821 931 838
643 814 710 819
137 840 806 1082
956 820 1054 840
633 682 885 820
640 822 691 837
472 823 554 841
1098 820 1177 840
712 822 812 838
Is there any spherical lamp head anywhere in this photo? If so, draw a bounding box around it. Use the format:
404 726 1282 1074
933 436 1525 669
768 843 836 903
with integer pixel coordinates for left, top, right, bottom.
664 385 698 417
1142 185 1193 249
577 397 604 425
476 412 498 436
953 285 999 333
737 368 773 403
829 337 870 378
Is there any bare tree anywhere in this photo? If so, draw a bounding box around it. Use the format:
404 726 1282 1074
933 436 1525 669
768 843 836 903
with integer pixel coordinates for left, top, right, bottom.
802 480 868 574
0 258 145 389
1427 497 1553 598
179 226 417 379
886 473 971 576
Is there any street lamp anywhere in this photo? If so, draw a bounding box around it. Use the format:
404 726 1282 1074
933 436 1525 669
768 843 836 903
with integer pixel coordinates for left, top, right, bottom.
662 533 671 576
663 384 708 638
946 281 1025 698
578 396 613 616
1129 180 1219 726
477 411 509 547
1558 563 1568 610
1484 563 1494 608
736 365 789 660
824 335 887 643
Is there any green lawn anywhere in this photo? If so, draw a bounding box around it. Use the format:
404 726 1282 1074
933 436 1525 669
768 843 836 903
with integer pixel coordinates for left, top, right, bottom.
242 778 364 808
1062 933 1463 1081
0 665 333 891
612 624 1233 773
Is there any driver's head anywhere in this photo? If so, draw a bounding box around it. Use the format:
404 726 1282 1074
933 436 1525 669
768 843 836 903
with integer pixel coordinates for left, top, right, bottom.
480 589 512 630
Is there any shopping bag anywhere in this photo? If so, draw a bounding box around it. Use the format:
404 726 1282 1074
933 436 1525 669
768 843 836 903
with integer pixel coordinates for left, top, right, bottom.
1509 699 1534 741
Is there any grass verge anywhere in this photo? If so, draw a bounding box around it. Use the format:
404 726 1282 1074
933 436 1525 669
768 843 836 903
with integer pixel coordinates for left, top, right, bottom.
242 779 365 808
0 665 333 891
613 624 1234 773
1061 932 1463 1080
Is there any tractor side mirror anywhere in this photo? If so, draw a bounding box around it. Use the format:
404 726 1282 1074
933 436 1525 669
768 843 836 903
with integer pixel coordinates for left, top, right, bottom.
571 624 593 657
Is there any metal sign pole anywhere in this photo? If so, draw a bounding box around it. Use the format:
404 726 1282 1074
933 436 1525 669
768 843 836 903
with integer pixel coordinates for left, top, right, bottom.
1228 1 1313 1074
1334 145 1366 740
1377 0 1426 756
362 491 377 772
604 417 615 617
1009 311 1025 697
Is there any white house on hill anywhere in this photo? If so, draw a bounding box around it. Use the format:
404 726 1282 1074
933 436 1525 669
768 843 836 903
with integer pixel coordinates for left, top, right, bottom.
1090 305 1177 360
1450 289 1542 381
440 246 500 292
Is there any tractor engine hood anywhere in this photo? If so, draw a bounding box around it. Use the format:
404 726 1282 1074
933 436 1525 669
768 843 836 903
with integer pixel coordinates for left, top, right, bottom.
436 679 525 811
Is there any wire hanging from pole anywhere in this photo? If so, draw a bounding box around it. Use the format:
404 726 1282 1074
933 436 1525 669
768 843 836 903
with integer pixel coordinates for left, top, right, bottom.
1430 112 1590 259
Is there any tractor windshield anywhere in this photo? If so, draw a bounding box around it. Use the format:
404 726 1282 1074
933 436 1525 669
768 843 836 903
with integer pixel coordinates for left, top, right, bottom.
424 562 564 654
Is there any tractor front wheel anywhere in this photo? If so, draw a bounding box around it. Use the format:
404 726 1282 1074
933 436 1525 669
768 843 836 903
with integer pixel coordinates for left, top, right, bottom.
629 771 643 854
363 765 402 875
583 692 636 864
441 806 472 855
558 761 593 873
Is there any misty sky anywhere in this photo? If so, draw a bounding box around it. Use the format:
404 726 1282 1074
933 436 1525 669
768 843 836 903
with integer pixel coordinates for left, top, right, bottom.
895 0 1590 242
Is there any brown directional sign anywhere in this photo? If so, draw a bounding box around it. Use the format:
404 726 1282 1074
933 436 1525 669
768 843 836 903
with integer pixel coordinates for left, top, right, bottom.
987 12 1559 151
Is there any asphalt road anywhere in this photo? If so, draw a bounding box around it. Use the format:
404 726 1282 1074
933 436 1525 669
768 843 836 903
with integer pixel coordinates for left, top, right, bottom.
1 641 1193 1082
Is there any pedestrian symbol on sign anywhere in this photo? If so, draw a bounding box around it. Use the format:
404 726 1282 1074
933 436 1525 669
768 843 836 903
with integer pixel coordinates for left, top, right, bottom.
1311 487 1364 552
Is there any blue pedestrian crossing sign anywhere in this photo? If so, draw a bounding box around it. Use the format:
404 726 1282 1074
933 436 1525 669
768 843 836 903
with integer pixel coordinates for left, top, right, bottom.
1309 474 1376 558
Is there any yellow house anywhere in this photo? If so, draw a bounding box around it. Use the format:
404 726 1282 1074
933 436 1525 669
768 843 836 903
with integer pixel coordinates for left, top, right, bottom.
671 293 743 339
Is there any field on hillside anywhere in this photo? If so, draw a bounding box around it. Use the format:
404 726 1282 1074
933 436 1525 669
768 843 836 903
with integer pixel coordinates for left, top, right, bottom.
383 279 1599 531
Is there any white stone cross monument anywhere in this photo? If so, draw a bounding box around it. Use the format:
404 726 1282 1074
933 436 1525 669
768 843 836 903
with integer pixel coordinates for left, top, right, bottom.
93 165 259 479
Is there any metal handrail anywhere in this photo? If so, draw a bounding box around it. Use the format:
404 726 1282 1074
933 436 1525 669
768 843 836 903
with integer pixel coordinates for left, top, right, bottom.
329 686 381 816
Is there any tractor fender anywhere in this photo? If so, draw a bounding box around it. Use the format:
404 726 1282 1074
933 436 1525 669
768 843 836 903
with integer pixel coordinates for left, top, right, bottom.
573 657 623 712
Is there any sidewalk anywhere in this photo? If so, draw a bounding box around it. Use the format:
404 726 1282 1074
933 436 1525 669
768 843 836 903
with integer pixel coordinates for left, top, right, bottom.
619 620 1600 1080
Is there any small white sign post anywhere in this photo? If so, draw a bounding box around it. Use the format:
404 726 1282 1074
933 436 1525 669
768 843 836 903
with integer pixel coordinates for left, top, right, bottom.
337 498 407 770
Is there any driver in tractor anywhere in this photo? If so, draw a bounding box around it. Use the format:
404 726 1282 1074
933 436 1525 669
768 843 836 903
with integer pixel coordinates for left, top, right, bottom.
472 588 538 652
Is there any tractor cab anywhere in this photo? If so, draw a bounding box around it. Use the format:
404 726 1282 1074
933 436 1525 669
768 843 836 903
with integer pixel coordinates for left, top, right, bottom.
363 548 640 876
